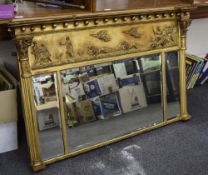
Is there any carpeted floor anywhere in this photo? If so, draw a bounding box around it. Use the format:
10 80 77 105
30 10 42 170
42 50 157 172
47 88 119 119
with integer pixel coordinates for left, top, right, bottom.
0 85 208 175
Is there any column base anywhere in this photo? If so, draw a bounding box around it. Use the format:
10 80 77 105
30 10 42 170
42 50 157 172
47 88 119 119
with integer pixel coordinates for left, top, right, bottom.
180 113 192 121
32 162 45 172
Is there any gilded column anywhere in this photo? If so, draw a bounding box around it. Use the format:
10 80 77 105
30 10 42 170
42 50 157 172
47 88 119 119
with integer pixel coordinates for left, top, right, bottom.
179 11 192 121
16 38 45 171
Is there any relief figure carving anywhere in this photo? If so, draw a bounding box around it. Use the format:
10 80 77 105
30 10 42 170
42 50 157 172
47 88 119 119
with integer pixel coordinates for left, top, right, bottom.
150 25 177 49
88 41 137 57
59 36 75 63
31 41 52 66
123 27 141 38
90 30 111 42
119 41 137 50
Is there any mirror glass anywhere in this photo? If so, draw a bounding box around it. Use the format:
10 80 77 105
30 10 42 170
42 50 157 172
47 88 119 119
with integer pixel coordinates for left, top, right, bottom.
32 73 64 160
61 55 163 152
166 51 180 120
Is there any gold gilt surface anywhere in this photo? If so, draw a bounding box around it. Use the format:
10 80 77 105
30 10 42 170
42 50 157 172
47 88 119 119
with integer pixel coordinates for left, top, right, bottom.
10 7 192 171
26 21 178 70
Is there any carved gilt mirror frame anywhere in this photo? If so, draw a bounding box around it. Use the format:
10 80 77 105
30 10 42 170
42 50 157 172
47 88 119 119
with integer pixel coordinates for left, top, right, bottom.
9 7 192 171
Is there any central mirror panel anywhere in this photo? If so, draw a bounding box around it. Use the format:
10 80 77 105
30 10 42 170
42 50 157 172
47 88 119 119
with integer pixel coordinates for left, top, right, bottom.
61 55 163 152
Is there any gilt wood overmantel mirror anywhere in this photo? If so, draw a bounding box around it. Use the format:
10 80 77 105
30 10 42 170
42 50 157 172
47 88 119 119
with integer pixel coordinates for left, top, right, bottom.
9 0 192 170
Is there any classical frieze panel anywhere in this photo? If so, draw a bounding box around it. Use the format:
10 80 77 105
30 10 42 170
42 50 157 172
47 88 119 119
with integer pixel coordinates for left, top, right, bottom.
26 21 179 70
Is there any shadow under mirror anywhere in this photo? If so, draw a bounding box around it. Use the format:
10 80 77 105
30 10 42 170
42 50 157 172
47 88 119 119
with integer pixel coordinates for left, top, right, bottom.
32 73 64 160
61 54 163 152
165 51 180 120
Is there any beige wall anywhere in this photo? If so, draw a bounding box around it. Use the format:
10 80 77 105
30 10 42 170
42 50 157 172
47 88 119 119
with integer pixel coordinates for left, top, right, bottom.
187 18 208 57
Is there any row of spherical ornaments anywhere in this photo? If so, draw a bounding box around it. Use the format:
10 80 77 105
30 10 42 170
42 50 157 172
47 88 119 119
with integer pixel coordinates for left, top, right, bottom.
11 11 190 34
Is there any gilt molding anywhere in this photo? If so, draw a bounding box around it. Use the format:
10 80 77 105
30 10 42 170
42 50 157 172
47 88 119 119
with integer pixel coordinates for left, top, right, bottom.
9 10 187 37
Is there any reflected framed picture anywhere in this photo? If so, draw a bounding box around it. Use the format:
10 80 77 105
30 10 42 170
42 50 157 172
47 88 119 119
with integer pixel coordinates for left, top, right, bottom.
37 107 60 131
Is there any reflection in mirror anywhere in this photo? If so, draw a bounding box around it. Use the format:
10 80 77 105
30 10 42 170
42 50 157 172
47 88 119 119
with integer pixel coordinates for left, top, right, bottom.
61 55 163 152
32 73 64 160
165 51 180 119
